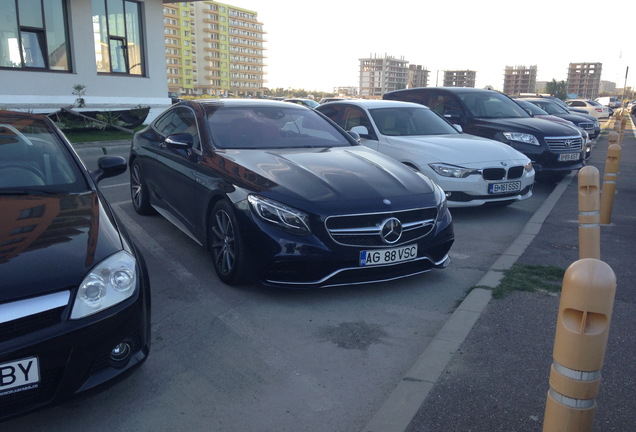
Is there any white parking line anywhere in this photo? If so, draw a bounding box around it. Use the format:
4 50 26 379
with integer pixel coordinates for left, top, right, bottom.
111 203 292 367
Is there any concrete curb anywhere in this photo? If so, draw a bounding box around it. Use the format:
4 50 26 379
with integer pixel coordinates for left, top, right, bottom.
362 171 576 432
71 140 130 157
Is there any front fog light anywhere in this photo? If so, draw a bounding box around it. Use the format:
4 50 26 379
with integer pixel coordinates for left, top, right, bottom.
110 342 132 364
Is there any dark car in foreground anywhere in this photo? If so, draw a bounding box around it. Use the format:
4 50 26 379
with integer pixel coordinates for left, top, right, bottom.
0 111 150 421
383 88 586 181
129 99 454 288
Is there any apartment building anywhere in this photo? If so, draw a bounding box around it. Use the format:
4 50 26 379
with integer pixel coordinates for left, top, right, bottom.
359 54 409 97
503 65 537 96
408 65 430 88
566 62 602 99
442 70 476 87
163 1 266 97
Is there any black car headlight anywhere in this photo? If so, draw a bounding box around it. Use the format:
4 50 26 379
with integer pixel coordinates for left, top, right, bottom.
433 183 448 215
503 132 540 146
248 195 311 235
71 251 138 319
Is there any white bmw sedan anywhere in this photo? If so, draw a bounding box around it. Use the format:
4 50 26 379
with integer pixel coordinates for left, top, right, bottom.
316 99 535 207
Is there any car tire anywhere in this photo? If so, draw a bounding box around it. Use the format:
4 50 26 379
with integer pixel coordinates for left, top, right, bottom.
209 200 246 285
130 161 155 215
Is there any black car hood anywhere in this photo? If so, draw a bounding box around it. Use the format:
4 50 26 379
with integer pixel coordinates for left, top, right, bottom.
473 117 580 135
0 192 124 302
214 146 436 204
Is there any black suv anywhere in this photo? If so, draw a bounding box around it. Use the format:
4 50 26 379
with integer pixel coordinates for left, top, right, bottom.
383 88 586 181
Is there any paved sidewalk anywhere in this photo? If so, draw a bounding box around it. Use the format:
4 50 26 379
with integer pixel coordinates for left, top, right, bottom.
365 116 636 432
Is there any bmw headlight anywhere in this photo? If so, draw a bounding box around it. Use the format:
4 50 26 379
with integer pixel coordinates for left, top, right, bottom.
502 132 540 146
71 251 137 319
524 161 534 173
248 195 311 235
429 163 477 178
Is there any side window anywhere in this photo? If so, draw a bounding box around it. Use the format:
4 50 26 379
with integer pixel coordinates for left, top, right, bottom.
427 94 459 116
92 0 145 75
154 107 200 151
342 107 376 139
0 0 71 71
316 104 342 123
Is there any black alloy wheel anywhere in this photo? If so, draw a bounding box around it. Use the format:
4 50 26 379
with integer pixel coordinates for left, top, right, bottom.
210 200 245 285
130 161 155 215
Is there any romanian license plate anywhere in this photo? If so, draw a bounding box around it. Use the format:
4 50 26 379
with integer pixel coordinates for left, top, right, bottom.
360 244 417 266
558 153 580 161
489 181 521 194
0 357 40 397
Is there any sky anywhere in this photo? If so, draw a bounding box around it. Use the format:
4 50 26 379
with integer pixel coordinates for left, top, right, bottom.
235 0 634 94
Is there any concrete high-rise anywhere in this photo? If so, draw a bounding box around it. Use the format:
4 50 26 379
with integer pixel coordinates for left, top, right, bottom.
503 65 537 95
566 62 602 99
359 54 409 97
442 70 476 87
163 1 266 97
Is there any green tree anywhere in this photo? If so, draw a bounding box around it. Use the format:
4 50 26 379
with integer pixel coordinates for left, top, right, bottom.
545 79 567 100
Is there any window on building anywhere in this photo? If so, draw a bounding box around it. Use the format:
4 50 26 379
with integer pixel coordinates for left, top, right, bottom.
92 0 145 75
0 0 71 70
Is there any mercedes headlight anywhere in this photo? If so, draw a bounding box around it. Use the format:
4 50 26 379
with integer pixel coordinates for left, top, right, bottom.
502 132 540 146
248 195 311 235
71 251 137 319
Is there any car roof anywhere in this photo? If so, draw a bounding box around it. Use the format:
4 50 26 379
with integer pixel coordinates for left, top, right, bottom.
321 99 429 110
179 98 307 110
388 87 496 95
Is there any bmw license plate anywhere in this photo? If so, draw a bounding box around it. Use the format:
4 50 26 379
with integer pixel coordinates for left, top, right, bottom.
0 357 40 397
558 153 580 161
489 181 521 194
360 244 417 266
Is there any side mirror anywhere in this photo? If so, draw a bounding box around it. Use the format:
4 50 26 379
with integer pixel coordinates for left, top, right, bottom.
165 133 194 149
347 130 361 143
349 125 368 135
443 109 462 121
453 124 463 133
91 156 127 183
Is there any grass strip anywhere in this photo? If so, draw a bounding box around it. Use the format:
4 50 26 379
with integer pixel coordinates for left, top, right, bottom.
491 264 565 299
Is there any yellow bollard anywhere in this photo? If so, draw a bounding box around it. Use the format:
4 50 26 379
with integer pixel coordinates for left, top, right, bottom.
619 117 627 145
612 120 621 132
600 144 621 225
608 131 619 146
543 258 616 432
578 166 600 259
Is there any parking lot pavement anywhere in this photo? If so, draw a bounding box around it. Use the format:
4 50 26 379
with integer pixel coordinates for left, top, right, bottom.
391 116 635 432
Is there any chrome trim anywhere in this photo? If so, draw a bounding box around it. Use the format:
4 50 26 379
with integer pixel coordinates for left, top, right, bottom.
325 206 438 247
0 291 70 324
265 254 450 287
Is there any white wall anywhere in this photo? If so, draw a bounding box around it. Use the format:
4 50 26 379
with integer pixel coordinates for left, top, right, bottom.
0 0 170 122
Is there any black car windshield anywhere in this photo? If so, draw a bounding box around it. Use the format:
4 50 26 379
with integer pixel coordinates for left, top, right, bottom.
517 100 548 116
370 107 458 136
534 101 569 115
457 92 530 119
0 114 86 192
207 106 353 149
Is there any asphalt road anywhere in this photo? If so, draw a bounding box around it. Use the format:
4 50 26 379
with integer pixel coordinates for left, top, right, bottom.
3 144 557 432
